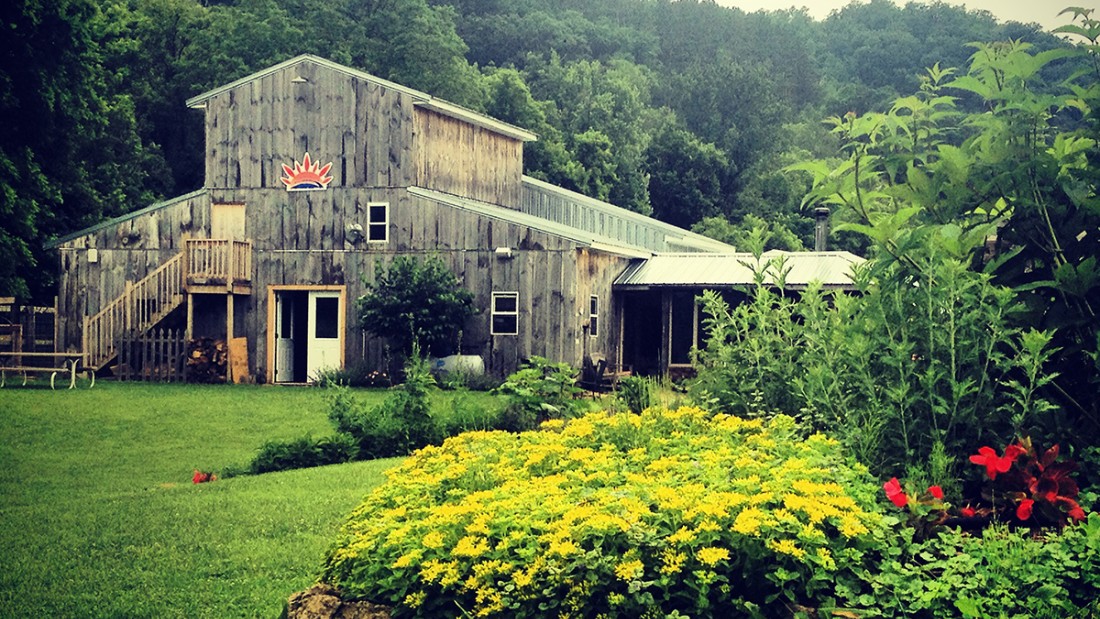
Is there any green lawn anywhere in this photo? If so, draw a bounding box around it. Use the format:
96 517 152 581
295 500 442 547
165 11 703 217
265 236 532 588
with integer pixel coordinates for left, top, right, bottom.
0 382 493 618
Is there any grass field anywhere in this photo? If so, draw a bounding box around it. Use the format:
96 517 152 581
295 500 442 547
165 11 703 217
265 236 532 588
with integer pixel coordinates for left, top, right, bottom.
0 382 497 618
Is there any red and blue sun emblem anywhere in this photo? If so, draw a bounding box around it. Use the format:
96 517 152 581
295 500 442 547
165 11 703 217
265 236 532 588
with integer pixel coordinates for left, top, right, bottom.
281 152 334 191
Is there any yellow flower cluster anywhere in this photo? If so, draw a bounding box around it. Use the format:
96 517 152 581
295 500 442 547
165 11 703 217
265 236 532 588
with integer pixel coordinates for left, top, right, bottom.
322 407 888 617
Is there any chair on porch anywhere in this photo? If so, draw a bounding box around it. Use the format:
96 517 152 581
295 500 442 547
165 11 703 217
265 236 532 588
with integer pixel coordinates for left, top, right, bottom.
579 356 608 392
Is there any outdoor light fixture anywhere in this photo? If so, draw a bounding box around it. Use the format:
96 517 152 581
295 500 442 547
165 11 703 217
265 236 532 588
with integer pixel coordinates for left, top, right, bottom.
346 222 364 244
495 247 513 259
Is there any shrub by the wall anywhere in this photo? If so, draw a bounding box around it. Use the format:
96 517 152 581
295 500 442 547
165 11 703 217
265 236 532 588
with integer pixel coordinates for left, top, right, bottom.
321 408 889 617
247 433 357 474
494 356 588 432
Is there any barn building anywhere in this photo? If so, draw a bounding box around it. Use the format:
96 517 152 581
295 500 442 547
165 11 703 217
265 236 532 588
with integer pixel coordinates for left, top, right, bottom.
50 55 860 382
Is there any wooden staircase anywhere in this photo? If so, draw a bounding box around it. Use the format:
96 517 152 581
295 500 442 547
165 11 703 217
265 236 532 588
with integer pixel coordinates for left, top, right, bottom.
83 253 186 371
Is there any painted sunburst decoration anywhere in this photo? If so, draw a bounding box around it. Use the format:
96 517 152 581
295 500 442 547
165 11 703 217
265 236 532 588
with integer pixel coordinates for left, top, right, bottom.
281 152 334 191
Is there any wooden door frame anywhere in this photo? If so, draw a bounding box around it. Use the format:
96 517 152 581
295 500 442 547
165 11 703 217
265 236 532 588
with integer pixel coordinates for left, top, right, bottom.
266 284 346 384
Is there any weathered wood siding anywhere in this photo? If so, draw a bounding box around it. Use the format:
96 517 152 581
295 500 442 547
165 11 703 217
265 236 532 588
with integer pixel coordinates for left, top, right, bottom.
203 61 419 190
415 108 524 207
55 192 211 351
56 58 635 378
575 248 633 368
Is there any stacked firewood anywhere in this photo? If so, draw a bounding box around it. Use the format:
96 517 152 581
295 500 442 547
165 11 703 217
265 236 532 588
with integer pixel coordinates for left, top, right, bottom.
186 337 227 383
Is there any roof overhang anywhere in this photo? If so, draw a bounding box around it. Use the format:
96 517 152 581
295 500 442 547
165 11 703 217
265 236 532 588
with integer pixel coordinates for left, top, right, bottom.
613 250 865 290
408 186 652 259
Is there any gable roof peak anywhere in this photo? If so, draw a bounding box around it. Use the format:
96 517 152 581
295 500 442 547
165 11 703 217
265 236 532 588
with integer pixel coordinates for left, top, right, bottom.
185 54 537 142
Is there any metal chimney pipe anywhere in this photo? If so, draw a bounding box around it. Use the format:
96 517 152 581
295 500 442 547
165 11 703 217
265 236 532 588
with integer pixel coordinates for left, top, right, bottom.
813 206 830 251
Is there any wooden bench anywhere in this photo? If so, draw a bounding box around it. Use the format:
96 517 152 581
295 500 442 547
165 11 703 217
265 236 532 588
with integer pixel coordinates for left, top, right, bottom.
0 352 93 389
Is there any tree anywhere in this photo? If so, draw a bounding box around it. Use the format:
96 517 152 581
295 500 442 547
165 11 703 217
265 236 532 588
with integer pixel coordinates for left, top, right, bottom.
357 256 476 359
1 0 154 300
646 125 727 227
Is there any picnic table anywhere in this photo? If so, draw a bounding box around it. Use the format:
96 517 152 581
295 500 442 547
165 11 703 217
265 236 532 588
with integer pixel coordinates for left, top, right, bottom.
0 351 94 389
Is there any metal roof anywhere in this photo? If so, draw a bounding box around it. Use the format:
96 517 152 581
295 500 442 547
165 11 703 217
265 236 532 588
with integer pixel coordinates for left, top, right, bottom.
521 176 733 254
613 250 865 289
186 55 538 142
46 189 209 248
407 187 652 259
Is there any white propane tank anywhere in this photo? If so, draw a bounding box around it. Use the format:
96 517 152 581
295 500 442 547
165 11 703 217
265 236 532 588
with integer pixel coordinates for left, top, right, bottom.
430 354 485 375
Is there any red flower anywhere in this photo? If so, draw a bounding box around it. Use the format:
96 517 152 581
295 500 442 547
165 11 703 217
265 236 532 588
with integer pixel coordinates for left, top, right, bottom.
969 446 1019 480
960 506 976 518
1069 506 1086 521
883 477 909 508
1016 499 1035 521
192 470 215 484
927 485 944 500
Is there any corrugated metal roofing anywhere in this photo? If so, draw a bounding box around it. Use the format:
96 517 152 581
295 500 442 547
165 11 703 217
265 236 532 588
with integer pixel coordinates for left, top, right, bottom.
520 176 734 254
407 187 653 259
613 250 865 289
185 55 538 142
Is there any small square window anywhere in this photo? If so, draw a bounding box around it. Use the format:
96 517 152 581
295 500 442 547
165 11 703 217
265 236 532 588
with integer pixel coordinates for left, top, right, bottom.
589 295 599 337
367 203 388 242
491 292 519 336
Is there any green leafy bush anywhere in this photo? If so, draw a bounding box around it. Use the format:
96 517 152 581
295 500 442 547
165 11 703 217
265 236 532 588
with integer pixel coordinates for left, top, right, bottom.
328 355 439 459
860 516 1100 618
321 408 889 617
493 356 588 431
357 256 476 359
247 433 357 474
691 247 1055 480
616 375 654 414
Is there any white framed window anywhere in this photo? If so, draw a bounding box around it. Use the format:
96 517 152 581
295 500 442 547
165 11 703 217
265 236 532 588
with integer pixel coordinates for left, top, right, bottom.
589 295 599 337
367 202 388 242
491 292 519 336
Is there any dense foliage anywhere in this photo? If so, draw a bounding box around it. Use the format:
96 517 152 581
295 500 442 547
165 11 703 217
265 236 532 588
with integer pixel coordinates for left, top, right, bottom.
322 408 890 617
691 247 1046 483
357 257 476 359
5 0 1069 301
790 10 1100 470
865 519 1100 618
493 355 587 431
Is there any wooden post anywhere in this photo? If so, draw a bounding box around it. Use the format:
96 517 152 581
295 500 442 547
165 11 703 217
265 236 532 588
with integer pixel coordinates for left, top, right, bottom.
226 293 234 383
186 293 194 342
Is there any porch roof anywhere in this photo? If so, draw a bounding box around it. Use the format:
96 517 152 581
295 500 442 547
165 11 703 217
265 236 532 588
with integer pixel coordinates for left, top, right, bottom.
613 250 865 290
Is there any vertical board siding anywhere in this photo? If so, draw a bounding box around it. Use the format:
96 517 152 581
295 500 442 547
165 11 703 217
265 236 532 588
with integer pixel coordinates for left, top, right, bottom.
55 58 650 378
415 108 523 207
56 192 210 352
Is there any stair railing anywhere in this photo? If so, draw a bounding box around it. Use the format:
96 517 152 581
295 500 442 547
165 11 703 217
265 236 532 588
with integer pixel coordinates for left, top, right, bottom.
83 252 186 370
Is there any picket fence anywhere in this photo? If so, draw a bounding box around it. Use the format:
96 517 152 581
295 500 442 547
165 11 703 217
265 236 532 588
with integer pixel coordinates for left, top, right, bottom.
116 328 187 382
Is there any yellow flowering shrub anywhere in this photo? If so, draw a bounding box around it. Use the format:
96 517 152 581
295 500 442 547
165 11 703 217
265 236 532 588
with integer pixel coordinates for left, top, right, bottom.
322 407 889 617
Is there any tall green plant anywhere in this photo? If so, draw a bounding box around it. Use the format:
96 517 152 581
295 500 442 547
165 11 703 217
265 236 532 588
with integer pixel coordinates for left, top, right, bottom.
693 241 1039 477
791 10 1100 452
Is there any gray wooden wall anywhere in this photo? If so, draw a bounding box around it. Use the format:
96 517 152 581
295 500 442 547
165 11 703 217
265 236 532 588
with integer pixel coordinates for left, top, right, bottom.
202 60 524 202
55 191 211 351
54 58 632 377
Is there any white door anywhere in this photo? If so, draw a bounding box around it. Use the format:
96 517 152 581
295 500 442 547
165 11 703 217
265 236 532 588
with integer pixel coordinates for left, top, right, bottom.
275 293 295 383
306 291 341 382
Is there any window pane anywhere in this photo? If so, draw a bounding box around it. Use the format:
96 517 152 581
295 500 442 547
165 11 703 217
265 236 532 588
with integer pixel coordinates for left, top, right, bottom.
368 224 387 241
493 294 517 313
369 204 387 223
492 315 518 335
315 297 339 339
589 316 598 337
590 296 598 316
